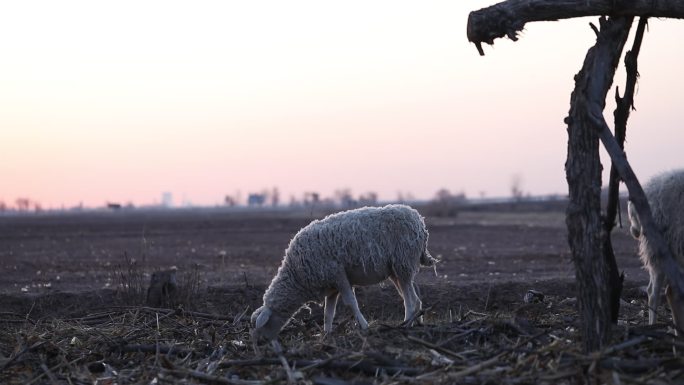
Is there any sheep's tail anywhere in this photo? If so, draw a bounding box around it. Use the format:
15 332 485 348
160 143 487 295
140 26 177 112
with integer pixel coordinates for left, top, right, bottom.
420 249 439 267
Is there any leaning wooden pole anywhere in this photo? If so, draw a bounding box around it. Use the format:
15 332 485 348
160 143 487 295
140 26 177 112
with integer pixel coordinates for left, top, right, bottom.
564 16 633 351
603 17 648 323
608 18 647 224
590 102 684 297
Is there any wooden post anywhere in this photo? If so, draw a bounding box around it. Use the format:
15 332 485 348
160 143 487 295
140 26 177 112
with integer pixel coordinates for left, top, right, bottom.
564 16 632 351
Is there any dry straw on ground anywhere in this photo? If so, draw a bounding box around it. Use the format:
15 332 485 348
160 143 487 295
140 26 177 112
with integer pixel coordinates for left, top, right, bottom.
1 288 683 384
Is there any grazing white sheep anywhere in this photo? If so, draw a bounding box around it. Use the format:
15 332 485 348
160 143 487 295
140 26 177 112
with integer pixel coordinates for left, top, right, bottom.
628 169 684 329
251 204 437 341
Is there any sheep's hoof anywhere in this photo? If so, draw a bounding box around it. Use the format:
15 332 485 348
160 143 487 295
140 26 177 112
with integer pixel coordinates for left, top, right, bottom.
401 315 423 328
251 341 263 356
317 331 332 341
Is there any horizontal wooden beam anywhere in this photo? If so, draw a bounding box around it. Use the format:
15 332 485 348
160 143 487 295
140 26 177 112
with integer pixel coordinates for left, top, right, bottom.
468 0 684 55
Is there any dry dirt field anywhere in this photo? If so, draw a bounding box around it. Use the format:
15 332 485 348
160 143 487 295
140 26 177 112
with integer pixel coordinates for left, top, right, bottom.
1 202 680 384
0 201 647 298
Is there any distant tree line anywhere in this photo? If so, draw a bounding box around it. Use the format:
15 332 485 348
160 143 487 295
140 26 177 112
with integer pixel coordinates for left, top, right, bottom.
223 186 475 215
0 198 43 213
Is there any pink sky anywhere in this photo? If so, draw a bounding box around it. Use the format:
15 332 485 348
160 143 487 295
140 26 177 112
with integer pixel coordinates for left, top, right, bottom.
2 1 683 208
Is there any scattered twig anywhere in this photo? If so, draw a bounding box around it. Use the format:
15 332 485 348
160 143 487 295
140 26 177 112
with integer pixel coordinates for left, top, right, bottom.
0 341 47 371
599 357 673 374
595 335 649 357
0 319 36 324
39 363 59 385
272 340 296 385
447 352 506 380
164 368 265 385
118 308 178 343
299 353 352 371
437 329 477 347
112 343 191 356
427 330 549 381
0 312 36 324
219 357 422 376
25 357 83 385
233 306 250 326
398 303 437 328
406 335 467 361
484 284 492 312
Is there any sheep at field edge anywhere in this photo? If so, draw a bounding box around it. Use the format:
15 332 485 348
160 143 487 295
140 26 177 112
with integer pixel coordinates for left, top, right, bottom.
250 204 438 341
628 169 684 331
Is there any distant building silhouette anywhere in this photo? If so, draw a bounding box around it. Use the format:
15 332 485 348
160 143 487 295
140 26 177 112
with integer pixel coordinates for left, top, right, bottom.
162 192 173 207
248 193 266 207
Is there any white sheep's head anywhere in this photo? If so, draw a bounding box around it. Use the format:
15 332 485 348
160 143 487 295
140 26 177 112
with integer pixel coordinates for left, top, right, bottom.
250 305 289 342
627 201 642 239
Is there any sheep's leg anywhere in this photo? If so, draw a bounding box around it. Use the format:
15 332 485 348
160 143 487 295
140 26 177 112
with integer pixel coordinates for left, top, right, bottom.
413 282 424 324
388 275 405 300
404 282 423 324
396 276 422 325
336 275 369 330
323 291 339 333
648 269 664 325
413 282 422 300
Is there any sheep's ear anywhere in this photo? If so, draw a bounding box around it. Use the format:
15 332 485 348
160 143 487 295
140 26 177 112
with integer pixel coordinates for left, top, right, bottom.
255 307 272 329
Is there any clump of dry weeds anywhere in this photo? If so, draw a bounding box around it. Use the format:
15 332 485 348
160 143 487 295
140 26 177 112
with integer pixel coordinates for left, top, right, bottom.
114 252 204 310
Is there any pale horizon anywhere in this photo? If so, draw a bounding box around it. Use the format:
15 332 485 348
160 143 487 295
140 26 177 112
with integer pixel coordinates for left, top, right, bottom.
2 1 683 209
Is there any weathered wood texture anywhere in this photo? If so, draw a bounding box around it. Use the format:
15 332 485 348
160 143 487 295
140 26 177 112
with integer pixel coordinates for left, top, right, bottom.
605 19 647 248
592 106 684 298
468 0 684 352
467 0 684 55
603 17 648 323
564 16 632 351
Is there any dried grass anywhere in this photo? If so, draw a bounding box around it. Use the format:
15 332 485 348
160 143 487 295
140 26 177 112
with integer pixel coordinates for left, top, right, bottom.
114 252 204 310
115 252 147 305
1 287 684 384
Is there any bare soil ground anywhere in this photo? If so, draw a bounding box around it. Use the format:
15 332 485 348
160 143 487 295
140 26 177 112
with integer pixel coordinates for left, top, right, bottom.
1 202 680 384
0 202 646 298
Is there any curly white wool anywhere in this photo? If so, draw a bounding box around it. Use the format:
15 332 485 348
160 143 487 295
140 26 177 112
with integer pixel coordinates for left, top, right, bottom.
628 169 684 326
